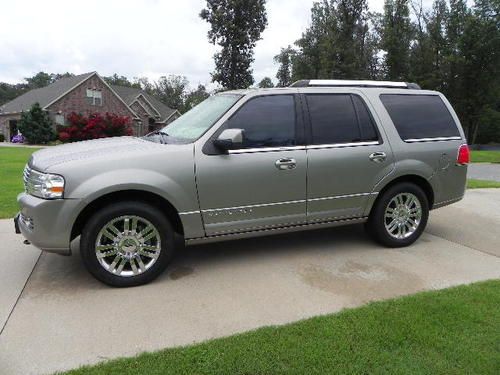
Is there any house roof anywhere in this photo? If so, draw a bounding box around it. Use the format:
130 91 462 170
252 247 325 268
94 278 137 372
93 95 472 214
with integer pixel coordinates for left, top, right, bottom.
0 72 95 114
111 85 178 123
0 72 176 123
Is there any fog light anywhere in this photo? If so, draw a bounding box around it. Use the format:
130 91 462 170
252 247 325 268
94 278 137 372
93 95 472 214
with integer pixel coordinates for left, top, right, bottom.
20 213 34 231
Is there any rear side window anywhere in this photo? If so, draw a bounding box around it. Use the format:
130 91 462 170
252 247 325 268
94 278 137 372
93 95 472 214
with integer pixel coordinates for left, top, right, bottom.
380 94 460 141
352 95 378 142
305 94 379 144
226 95 296 148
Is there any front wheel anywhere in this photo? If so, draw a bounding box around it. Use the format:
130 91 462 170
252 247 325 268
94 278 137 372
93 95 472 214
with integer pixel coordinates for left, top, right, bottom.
366 182 429 247
80 201 176 287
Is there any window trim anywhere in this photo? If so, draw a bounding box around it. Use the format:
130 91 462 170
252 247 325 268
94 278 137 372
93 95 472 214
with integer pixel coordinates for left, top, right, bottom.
379 93 461 143
86 88 103 106
404 136 462 143
302 93 382 148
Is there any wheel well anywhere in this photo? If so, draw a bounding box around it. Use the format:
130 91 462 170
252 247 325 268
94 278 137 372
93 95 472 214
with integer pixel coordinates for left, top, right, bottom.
71 190 184 241
376 175 435 209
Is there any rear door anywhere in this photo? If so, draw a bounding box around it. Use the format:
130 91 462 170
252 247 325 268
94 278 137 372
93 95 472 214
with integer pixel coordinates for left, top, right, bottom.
304 92 395 223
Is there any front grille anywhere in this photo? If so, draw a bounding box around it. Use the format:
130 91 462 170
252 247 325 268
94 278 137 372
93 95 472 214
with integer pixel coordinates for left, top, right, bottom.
23 164 33 194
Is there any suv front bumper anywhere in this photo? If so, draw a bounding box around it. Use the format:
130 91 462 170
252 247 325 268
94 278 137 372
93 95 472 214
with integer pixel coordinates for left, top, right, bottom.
15 193 82 255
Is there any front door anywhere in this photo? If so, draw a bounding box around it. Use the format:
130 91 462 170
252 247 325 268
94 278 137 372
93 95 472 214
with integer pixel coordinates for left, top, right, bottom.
304 93 394 222
195 94 307 236
9 120 18 140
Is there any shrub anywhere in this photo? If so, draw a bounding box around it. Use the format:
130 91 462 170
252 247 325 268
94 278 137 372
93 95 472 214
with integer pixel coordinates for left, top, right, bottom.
0 133 5 142
17 103 55 144
58 112 132 143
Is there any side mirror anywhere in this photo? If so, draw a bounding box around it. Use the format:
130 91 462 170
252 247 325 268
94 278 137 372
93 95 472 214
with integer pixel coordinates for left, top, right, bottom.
213 128 244 152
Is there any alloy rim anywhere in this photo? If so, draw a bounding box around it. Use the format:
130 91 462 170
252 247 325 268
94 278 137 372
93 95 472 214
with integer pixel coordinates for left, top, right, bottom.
384 193 422 239
95 215 161 277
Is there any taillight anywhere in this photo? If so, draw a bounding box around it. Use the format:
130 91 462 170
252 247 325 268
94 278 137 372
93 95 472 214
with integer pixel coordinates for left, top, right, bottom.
457 144 470 165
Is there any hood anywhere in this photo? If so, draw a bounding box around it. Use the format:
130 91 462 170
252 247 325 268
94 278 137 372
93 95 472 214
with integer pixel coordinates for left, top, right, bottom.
30 137 166 171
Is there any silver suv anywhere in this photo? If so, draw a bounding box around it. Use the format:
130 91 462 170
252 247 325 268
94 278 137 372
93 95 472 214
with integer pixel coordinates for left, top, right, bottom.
15 80 470 287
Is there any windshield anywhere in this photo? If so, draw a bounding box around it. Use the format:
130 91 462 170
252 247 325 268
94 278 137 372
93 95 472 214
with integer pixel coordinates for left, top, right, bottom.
161 94 241 142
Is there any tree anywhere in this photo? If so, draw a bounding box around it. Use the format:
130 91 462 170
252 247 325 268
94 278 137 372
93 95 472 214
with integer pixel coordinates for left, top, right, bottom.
25 72 73 89
274 46 294 87
0 82 27 106
459 0 500 142
152 75 189 110
183 84 210 112
18 103 55 144
103 74 140 88
258 77 274 88
290 0 378 80
380 0 412 80
200 0 268 89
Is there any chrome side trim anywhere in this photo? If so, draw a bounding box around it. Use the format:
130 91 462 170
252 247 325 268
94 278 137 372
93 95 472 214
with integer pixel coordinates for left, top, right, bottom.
227 142 381 154
202 199 306 213
307 141 379 150
201 193 376 213
228 145 306 154
186 216 368 245
308 192 378 202
404 136 462 143
179 210 201 216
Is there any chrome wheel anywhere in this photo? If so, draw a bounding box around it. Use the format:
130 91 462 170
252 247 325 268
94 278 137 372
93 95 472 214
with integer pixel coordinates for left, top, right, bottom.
95 215 161 277
384 193 422 239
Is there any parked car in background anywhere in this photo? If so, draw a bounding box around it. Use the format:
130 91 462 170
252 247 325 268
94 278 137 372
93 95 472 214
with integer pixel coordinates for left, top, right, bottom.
15 80 469 287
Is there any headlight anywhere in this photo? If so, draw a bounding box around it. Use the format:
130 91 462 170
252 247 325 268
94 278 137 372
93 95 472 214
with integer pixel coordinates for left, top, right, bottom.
23 165 65 199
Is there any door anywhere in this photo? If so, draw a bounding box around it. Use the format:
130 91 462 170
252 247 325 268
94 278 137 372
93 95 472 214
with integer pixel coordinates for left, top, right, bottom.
304 93 394 222
195 94 307 235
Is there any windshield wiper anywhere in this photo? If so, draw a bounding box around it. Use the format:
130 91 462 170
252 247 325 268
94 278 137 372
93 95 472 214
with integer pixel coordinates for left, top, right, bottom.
146 130 169 144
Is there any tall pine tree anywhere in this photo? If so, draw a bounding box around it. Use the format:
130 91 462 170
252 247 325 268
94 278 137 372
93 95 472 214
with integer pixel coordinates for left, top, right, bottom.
380 0 412 80
200 0 267 89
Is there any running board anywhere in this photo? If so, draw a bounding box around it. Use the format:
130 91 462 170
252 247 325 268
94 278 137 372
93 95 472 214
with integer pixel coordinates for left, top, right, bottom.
185 217 367 245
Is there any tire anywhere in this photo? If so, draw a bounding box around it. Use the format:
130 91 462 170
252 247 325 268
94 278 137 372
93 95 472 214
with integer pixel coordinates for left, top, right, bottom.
80 201 176 287
366 182 429 248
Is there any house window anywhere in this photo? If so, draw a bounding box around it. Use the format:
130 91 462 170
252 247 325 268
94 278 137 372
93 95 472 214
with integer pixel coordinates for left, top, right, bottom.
54 114 65 126
86 89 103 106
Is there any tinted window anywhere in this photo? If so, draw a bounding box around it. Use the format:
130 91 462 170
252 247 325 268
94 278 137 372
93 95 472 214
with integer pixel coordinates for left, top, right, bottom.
380 94 460 140
306 94 378 144
352 95 378 141
226 95 296 148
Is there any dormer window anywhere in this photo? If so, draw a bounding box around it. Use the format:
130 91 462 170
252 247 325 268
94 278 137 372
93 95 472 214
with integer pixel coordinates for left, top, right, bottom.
86 89 102 106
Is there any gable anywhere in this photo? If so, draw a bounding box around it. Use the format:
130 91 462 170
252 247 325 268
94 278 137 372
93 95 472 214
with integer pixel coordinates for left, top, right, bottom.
47 75 138 119
0 72 95 114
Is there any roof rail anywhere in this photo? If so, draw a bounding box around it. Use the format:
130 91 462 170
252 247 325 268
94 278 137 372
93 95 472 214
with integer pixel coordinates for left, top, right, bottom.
290 79 421 90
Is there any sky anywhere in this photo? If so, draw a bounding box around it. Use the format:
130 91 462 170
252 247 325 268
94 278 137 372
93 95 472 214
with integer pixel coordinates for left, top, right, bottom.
0 0 435 88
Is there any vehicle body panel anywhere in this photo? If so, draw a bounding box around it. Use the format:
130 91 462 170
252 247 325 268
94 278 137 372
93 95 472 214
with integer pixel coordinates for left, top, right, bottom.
15 86 468 255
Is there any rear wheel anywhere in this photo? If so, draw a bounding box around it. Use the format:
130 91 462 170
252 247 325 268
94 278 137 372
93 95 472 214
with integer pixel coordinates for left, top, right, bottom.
366 182 429 247
80 201 175 287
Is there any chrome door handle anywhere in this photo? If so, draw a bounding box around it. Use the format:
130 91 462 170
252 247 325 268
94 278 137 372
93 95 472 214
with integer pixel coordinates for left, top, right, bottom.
369 152 387 163
275 158 296 170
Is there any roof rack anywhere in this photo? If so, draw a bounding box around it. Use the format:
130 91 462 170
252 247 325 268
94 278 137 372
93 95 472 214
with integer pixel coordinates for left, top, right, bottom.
289 79 421 90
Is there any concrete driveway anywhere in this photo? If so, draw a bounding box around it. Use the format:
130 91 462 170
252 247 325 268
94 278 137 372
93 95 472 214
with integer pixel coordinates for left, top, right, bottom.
1 189 499 375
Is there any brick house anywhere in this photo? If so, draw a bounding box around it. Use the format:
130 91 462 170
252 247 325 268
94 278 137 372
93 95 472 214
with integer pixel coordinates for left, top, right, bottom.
0 72 180 141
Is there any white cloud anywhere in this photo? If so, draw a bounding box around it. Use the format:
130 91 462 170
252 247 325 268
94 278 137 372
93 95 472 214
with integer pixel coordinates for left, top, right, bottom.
0 0 438 88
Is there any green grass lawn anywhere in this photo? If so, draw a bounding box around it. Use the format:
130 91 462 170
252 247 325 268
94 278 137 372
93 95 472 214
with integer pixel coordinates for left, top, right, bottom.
467 179 500 189
470 150 500 163
0 147 41 219
62 280 500 375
